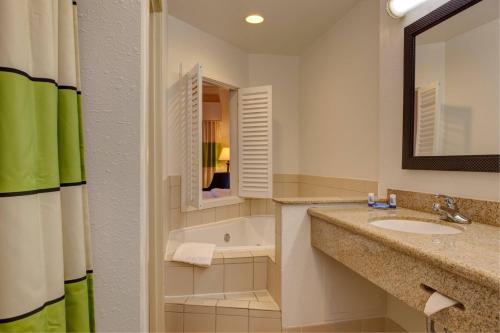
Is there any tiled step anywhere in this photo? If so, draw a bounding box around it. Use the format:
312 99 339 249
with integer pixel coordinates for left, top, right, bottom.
165 290 281 333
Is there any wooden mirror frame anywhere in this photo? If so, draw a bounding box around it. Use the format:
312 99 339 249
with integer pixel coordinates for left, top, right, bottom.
402 0 500 172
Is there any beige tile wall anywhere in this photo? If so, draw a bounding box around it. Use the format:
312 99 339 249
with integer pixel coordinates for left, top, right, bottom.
166 174 377 232
165 290 282 333
268 203 282 307
167 176 276 232
273 174 300 197
274 174 378 198
296 175 378 198
165 255 274 296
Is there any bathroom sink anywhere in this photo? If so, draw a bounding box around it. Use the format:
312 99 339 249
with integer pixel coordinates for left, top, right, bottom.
370 219 462 235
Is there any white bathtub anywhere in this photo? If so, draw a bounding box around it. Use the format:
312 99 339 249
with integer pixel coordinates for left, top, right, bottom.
166 215 275 256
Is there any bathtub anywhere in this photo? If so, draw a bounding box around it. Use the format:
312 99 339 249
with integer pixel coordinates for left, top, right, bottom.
166 215 275 257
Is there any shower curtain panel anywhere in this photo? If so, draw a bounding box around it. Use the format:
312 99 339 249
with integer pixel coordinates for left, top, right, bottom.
0 1 94 332
202 121 221 188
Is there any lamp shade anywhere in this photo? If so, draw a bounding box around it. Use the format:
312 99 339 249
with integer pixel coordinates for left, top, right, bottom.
219 147 230 161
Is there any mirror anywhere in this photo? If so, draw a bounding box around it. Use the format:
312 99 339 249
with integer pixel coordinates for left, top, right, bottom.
403 0 499 172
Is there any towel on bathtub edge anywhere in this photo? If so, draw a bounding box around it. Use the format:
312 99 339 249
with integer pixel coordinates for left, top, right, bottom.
172 242 216 267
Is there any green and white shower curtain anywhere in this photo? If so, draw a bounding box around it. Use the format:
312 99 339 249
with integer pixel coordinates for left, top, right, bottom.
0 1 94 332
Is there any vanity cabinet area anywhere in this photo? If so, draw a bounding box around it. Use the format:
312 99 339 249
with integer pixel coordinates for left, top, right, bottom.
273 191 499 333
309 207 499 333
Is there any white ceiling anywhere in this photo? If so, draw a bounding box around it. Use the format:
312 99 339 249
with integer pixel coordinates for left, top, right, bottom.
167 0 360 55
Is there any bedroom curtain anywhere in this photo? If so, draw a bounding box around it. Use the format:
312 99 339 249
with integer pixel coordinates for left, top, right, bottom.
0 1 94 332
202 120 221 188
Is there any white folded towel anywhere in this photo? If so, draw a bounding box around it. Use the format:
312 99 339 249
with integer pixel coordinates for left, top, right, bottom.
172 242 216 267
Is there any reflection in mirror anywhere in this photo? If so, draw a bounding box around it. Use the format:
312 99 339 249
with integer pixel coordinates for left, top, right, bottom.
414 0 499 156
201 81 232 200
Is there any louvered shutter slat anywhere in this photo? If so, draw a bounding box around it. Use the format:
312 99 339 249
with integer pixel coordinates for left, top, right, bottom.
415 81 441 156
238 86 273 198
182 64 203 210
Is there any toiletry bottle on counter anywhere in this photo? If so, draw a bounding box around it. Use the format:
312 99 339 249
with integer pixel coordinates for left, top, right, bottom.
389 194 397 208
368 193 375 206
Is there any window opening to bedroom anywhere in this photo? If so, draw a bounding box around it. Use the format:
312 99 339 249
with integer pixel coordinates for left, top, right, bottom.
182 63 272 211
202 81 232 200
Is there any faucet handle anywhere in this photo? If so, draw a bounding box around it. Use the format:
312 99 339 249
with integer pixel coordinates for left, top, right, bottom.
435 194 457 209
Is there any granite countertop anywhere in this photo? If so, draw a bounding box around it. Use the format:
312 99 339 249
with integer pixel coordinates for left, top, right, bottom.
273 196 387 205
308 206 500 290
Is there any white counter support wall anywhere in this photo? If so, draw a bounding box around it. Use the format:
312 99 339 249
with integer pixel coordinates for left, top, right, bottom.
279 203 386 328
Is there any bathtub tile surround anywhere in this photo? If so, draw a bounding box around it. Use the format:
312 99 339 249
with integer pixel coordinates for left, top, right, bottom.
217 315 249 333
225 263 254 292
309 207 500 332
250 199 276 216
270 203 282 307
388 189 500 226
167 176 274 231
165 265 195 296
194 265 224 294
165 250 276 296
249 317 282 333
165 290 281 333
253 261 267 290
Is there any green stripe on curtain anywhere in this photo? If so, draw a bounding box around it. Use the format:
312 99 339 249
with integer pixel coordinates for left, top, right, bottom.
0 72 59 193
58 89 84 184
65 277 91 332
77 94 86 181
203 142 222 168
0 72 85 193
0 299 66 333
87 273 95 332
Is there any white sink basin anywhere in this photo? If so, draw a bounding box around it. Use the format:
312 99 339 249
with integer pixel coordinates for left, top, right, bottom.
370 219 462 235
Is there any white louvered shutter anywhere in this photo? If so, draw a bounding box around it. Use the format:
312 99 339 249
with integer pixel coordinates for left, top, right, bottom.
415 82 441 156
238 86 273 198
182 63 203 210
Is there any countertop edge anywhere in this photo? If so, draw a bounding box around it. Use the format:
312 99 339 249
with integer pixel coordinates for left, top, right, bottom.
308 208 500 291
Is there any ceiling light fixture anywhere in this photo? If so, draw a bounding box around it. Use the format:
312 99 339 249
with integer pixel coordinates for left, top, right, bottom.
245 14 264 24
386 0 430 18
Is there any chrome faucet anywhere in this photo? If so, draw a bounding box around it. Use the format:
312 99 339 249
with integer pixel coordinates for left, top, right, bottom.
432 194 470 224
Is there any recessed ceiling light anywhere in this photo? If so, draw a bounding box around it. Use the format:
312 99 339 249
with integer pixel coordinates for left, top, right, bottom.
245 15 264 24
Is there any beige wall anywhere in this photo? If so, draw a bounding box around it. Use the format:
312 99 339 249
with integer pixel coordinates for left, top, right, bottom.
248 54 300 175
415 42 446 89
298 0 380 182
79 0 146 330
444 19 499 155
378 0 500 202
